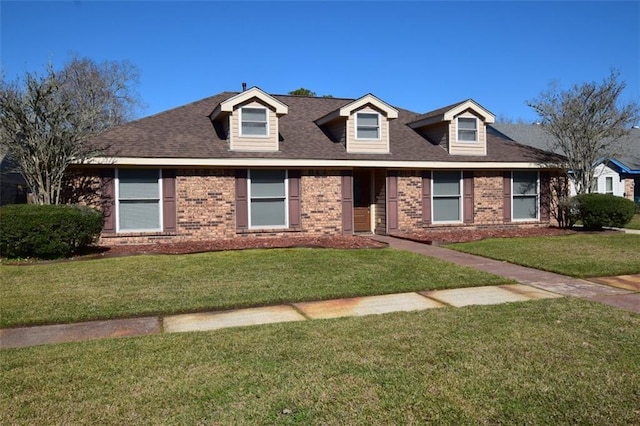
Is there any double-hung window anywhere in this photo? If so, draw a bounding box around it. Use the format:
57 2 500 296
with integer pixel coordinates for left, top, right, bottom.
457 117 477 142
356 112 380 139
240 107 268 137
605 177 614 194
512 171 539 220
249 169 288 228
117 169 162 232
432 171 462 222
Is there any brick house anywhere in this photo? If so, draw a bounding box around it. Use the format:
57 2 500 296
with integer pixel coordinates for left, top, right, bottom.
77 87 560 245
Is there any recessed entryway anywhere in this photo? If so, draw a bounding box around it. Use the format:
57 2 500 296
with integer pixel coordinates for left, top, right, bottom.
353 170 372 232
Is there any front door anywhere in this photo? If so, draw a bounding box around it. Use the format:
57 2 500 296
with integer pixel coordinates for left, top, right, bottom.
353 170 371 232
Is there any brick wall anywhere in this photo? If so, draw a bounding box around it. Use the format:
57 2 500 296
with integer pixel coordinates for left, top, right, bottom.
299 170 343 235
100 168 344 245
473 171 505 224
397 171 422 230
624 178 635 202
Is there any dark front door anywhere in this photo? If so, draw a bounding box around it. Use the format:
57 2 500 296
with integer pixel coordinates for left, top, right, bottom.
353 170 371 232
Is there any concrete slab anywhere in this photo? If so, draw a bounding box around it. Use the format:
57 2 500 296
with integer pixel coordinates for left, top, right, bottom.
294 293 444 319
422 285 535 307
587 293 640 314
588 275 640 292
163 306 306 333
0 317 161 349
501 284 563 299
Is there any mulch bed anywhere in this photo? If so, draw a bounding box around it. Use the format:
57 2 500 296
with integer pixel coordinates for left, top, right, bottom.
392 227 579 244
100 235 387 257
5 227 615 264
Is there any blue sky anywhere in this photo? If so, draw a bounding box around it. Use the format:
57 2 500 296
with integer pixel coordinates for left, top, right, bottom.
2 1 638 122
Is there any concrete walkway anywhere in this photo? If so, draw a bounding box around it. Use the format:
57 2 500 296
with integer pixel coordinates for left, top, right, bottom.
2 235 638 350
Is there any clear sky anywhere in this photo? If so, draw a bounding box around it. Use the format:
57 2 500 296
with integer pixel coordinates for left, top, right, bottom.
1 1 638 122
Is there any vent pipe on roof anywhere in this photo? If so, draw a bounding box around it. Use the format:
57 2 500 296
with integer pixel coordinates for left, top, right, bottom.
242 82 247 92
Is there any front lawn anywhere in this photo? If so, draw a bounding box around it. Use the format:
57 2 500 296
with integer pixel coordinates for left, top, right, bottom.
2 298 638 424
0 248 509 328
449 233 640 278
626 213 640 230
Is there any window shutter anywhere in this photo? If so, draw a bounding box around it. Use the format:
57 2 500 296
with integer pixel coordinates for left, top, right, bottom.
101 169 116 233
386 172 399 233
341 172 353 235
503 172 512 222
463 171 474 224
235 170 248 231
421 171 431 225
162 170 177 233
288 170 301 230
540 171 550 221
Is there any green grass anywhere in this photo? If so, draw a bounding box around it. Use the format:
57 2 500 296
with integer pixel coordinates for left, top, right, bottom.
626 213 640 230
0 248 510 328
449 234 640 278
2 298 638 425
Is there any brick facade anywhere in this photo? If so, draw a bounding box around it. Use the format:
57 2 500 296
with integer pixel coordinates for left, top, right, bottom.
96 167 555 245
624 178 635 202
397 171 423 230
473 171 506 225
99 168 344 245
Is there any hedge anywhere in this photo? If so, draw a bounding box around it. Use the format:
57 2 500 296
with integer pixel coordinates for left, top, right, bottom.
574 193 636 230
0 204 103 259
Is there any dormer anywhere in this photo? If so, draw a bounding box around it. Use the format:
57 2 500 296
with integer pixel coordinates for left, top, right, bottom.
315 94 398 154
408 99 495 156
210 87 288 152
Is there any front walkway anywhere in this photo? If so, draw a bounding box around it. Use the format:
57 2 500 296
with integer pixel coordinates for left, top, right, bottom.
370 235 639 310
2 236 638 350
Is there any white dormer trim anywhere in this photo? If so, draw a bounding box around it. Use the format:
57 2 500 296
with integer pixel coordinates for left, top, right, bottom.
315 94 398 125
210 87 288 121
408 99 495 129
443 100 495 123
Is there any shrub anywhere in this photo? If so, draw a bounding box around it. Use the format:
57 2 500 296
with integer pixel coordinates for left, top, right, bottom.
0 204 103 259
574 193 636 230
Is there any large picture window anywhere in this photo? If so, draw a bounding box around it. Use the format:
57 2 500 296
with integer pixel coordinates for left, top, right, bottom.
356 112 380 139
457 117 477 142
432 171 462 222
240 107 268 137
249 169 287 228
117 169 161 231
512 171 539 220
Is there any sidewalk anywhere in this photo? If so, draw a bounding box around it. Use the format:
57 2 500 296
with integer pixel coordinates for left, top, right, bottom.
2 236 638 350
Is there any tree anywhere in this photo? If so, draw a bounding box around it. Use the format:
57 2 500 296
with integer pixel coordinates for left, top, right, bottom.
527 71 639 195
288 87 317 97
0 57 142 204
287 88 333 98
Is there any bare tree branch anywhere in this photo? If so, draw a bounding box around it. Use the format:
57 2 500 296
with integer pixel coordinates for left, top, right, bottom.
527 70 640 195
0 56 143 204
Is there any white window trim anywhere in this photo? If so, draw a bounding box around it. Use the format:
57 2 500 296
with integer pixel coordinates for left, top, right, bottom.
457 117 478 143
605 176 614 194
431 171 463 224
247 169 289 229
355 112 381 140
239 106 269 138
512 171 539 221
115 168 163 233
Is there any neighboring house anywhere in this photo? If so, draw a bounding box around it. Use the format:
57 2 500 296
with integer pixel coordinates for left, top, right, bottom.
493 124 640 204
0 145 28 206
77 87 561 245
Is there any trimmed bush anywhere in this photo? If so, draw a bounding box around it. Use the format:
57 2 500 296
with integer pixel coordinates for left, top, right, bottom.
0 204 103 259
574 193 636 230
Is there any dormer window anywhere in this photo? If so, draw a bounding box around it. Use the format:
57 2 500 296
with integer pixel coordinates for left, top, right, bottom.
240 107 268 137
356 112 380 140
457 117 477 142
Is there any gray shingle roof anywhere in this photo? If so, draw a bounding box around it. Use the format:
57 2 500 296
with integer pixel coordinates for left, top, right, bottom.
91 92 556 164
492 123 640 172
